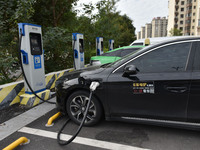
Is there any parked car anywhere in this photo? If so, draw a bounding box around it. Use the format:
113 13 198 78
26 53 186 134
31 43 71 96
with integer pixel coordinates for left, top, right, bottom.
56 36 200 129
90 45 144 66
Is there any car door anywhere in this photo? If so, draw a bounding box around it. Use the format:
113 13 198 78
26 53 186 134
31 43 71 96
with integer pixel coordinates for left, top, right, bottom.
106 41 194 121
187 41 200 122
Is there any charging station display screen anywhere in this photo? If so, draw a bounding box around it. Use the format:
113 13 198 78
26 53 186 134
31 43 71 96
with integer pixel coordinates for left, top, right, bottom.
79 39 84 53
101 41 103 52
30 33 42 55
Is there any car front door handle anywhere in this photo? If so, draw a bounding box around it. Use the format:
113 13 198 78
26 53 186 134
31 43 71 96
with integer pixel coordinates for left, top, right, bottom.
166 87 187 93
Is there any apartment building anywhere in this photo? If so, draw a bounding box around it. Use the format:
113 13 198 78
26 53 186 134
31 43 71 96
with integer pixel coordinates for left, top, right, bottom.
152 17 168 37
145 23 152 38
168 0 200 36
141 26 146 39
137 17 168 39
137 31 141 40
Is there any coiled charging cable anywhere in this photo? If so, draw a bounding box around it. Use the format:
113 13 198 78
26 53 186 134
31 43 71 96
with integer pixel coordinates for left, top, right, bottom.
57 82 100 145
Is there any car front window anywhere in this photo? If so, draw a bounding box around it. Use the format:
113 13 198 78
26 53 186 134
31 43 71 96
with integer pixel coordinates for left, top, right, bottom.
128 42 192 73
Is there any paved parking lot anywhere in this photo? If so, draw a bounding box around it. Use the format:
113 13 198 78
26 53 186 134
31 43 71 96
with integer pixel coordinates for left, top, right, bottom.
1 98 200 150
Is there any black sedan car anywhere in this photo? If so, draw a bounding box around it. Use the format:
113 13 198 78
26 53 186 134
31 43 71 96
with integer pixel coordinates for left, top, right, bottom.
56 37 200 129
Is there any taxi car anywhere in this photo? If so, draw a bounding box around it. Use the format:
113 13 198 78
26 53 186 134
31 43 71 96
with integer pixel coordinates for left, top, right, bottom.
56 37 200 129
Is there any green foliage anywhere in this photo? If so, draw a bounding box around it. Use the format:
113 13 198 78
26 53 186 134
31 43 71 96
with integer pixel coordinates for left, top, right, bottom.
0 0 36 85
169 28 183 36
43 27 73 72
0 35 18 84
77 0 136 62
0 0 136 85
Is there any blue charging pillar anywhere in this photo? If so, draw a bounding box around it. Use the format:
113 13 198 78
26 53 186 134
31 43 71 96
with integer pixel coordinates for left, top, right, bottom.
18 23 46 93
18 23 50 107
72 33 84 70
109 39 114 51
96 37 103 56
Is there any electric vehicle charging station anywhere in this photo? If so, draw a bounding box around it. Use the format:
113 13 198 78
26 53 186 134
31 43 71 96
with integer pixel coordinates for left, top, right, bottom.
96 37 103 56
72 33 84 70
18 23 50 105
109 39 114 51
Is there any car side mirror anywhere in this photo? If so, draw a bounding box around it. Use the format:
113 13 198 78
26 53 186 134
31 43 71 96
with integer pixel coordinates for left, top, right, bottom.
123 65 139 76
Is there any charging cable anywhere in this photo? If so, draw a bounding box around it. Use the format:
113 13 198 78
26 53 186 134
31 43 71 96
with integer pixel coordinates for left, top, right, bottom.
57 81 100 145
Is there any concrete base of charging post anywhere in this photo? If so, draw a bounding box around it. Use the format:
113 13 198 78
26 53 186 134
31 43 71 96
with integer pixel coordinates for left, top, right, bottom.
20 89 51 107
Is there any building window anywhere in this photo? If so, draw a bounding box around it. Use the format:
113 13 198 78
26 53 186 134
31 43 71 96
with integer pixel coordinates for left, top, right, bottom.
180 27 183 30
193 13 196 16
186 13 192 17
181 8 184 11
192 26 195 29
186 20 191 23
193 19 195 23
181 1 184 5
180 21 184 24
180 14 184 18
194 6 196 9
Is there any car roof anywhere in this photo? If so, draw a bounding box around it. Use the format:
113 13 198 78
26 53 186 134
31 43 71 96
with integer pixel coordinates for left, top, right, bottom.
130 36 199 46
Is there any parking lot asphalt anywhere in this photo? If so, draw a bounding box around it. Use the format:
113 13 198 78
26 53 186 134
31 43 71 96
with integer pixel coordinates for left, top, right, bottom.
1 98 200 150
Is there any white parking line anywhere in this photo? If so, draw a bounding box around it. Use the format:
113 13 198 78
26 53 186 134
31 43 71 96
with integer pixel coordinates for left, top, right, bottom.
18 127 150 150
0 98 56 141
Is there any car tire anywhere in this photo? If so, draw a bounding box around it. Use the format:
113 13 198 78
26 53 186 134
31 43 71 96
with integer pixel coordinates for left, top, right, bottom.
66 90 103 126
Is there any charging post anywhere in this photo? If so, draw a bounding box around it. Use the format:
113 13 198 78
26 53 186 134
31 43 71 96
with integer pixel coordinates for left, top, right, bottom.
96 37 103 56
72 33 84 70
109 39 114 51
18 23 50 107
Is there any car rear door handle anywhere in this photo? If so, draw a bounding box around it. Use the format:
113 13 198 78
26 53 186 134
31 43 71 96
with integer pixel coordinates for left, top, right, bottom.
166 87 187 93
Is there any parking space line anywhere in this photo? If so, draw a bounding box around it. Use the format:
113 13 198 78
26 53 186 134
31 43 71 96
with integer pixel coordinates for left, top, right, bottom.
0 98 56 141
18 127 150 150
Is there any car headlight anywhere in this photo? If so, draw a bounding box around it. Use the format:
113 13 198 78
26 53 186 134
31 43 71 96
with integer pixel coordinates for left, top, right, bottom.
63 78 69 86
90 60 101 66
62 78 78 89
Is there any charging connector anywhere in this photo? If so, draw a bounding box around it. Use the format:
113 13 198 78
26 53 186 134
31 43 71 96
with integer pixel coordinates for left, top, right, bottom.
90 82 100 91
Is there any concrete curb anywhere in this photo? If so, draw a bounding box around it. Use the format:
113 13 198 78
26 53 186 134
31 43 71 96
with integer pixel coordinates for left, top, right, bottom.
0 68 71 110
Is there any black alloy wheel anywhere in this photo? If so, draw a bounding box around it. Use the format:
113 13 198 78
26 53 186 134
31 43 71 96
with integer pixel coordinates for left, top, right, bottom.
66 90 103 126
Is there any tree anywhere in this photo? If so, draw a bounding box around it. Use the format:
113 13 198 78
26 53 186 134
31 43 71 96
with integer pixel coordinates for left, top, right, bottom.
94 0 135 47
0 0 137 84
0 0 36 84
169 28 182 36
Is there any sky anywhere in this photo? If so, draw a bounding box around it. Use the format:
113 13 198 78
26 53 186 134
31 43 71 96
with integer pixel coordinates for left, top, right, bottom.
76 0 169 33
